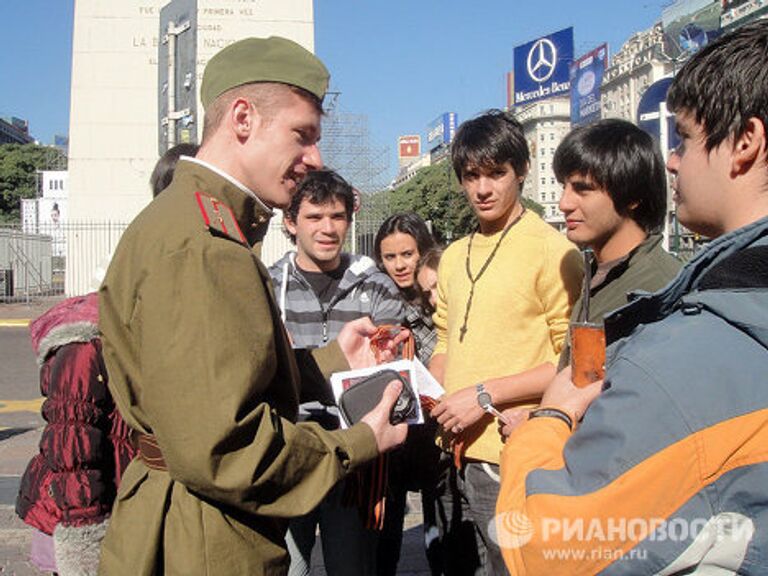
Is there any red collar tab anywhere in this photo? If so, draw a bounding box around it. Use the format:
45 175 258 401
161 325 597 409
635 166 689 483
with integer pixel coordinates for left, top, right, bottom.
195 191 247 246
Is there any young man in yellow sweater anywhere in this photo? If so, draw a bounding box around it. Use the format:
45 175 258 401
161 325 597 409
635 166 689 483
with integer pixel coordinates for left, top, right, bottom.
429 110 582 575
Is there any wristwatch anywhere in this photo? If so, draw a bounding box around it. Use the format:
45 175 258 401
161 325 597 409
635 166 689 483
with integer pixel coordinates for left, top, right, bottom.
476 383 511 424
476 383 492 410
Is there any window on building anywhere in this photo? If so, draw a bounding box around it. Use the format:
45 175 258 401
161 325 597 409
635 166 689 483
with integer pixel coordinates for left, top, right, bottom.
540 133 545 142
540 163 546 171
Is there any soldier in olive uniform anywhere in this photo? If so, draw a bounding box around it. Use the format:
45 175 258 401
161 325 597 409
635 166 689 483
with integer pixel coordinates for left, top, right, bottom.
98 37 407 575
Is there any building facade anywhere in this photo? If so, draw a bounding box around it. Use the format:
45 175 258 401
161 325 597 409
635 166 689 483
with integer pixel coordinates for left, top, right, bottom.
721 0 768 30
66 0 315 294
516 97 571 230
601 23 674 123
0 117 35 145
391 154 433 190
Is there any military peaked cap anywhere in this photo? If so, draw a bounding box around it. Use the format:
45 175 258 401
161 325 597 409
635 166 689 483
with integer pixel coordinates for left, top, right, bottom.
200 36 330 109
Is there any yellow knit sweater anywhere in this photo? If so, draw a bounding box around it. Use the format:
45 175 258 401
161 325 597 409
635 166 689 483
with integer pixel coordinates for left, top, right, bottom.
433 211 582 464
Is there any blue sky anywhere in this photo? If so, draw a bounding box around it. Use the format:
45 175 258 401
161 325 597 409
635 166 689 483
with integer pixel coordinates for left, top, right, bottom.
0 1 74 144
1 1 670 176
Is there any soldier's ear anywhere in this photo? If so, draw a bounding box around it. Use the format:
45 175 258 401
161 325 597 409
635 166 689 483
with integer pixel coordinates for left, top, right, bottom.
231 98 260 140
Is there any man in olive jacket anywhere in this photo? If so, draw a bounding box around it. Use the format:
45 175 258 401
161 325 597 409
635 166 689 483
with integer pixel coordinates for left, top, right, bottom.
553 118 682 367
98 37 407 575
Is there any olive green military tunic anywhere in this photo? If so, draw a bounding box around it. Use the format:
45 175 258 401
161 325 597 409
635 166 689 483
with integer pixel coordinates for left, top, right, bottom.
98 159 378 575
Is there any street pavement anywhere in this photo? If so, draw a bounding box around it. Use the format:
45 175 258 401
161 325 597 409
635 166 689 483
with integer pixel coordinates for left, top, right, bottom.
0 298 432 575
0 298 52 575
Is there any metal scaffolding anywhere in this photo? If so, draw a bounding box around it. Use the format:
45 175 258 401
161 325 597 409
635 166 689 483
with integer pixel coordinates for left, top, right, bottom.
320 94 391 212
318 93 393 253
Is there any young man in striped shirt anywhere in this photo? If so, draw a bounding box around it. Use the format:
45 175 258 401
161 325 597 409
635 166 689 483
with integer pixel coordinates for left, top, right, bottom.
269 168 404 576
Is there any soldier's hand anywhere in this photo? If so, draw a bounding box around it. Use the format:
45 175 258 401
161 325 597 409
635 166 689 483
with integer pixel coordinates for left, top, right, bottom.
337 317 410 369
361 380 408 453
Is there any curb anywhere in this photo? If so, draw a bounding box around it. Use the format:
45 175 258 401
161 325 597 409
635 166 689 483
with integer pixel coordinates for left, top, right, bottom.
0 399 44 414
0 320 30 328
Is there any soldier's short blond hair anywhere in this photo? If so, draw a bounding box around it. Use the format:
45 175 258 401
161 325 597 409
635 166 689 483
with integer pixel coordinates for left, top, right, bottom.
201 82 322 143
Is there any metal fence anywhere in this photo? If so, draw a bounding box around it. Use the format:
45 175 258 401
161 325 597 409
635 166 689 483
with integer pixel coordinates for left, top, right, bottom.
0 222 126 303
0 227 57 301
0 215 699 304
0 214 388 303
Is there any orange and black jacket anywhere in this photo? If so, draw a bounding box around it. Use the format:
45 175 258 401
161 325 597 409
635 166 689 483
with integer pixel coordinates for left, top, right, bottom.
497 218 768 575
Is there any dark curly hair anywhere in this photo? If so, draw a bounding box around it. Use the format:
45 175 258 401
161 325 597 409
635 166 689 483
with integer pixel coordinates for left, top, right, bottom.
283 169 354 243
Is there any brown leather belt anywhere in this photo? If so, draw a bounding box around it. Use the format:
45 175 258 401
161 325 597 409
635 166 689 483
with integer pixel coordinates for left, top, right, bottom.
135 433 168 471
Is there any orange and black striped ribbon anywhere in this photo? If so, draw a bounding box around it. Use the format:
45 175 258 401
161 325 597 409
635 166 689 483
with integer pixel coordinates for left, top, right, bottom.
355 325 415 530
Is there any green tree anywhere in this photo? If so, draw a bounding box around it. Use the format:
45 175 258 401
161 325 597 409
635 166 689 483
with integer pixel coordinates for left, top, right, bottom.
0 144 66 223
387 161 544 242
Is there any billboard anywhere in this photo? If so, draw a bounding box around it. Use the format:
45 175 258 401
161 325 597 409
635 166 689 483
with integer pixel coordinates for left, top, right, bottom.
427 113 458 150
513 27 574 106
637 77 681 155
662 0 722 59
398 135 421 160
21 197 68 257
570 44 608 126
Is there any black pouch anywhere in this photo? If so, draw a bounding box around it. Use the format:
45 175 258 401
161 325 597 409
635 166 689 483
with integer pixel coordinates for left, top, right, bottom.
338 368 417 427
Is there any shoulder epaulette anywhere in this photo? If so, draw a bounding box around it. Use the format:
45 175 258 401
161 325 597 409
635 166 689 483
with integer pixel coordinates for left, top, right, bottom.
195 192 247 246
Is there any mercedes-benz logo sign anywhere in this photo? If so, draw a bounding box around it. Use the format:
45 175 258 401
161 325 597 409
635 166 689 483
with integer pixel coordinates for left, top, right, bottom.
527 38 557 83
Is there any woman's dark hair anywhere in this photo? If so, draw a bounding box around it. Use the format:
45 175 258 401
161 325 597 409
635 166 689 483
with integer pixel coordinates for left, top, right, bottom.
415 247 443 313
373 212 436 266
416 247 443 276
150 143 200 197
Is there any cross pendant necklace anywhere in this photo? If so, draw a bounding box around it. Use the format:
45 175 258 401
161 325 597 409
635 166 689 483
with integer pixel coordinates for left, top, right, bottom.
459 207 526 343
